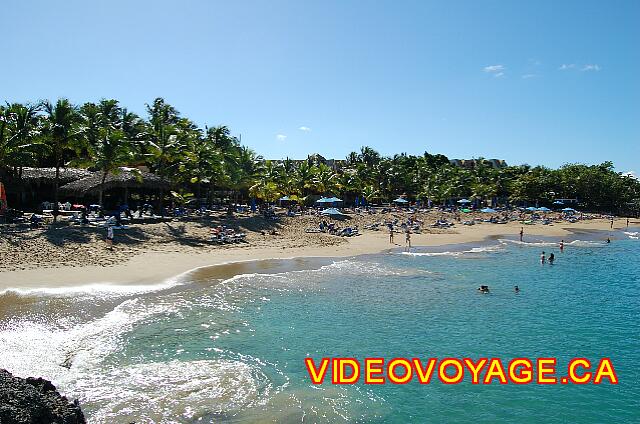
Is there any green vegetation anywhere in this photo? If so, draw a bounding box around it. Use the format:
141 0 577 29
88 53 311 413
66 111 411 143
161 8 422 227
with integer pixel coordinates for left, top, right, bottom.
1 98 638 213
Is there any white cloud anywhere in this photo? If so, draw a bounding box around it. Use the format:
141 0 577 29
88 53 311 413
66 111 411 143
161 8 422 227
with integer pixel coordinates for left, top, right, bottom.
483 65 504 73
493 72 504 78
558 64 575 70
522 74 537 79
581 64 601 72
276 134 287 141
298 126 311 132
622 171 638 180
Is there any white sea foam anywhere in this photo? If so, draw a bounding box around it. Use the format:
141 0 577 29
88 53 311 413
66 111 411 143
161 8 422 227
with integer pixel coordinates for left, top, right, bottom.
398 244 504 257
498 239 606 247
0 290 277 423
70 359 271 423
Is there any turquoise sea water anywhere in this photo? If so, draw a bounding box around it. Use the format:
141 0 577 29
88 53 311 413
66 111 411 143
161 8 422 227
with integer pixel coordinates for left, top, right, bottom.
1 230 639 423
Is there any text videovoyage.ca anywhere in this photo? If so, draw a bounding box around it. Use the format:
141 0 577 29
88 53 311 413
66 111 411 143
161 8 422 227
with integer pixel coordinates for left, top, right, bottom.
305 357 618 385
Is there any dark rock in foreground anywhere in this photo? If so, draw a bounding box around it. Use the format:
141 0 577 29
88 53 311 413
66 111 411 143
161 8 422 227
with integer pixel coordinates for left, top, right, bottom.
0 369 85 424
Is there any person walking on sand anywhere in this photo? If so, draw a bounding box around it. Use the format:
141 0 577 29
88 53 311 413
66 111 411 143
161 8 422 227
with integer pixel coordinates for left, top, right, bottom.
106 225 114 250
610 217 614 229
540 251 546 264
405 230 412 249
519 227 524 242
388 223 394 244
627 218 630 228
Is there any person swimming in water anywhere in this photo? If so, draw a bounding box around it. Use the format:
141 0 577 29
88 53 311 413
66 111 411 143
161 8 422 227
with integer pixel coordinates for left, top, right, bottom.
477 285 490 294
549 252 555 264
559 240 564 252
514 285 520 293
540 251 546 264
606 237 611 243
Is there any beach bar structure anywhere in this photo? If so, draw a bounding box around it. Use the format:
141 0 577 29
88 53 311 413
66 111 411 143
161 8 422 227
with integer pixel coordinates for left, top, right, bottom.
2 167 169 210
59 168 170 207
2 167 93 209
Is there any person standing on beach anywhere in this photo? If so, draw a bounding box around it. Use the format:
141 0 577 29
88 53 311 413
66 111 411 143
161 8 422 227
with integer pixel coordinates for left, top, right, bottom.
388 223 394 244
540 251 546 264
405 230 411 248
519 227 524 242
106 225 114 250
627 218 630 228
610 217 614 229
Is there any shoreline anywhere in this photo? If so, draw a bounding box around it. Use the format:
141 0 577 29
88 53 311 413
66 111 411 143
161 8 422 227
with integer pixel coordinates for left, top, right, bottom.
0 218 626 291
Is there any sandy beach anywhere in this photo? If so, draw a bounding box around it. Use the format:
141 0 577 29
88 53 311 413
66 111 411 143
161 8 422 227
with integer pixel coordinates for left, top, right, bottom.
1 211 629 290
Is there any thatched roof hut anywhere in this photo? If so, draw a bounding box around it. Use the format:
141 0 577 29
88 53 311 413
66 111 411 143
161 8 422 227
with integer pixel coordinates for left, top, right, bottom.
59 167 170 196
19 167 94 185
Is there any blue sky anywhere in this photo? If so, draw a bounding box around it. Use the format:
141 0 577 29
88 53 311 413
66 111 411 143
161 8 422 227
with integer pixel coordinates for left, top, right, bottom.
1 0 638 173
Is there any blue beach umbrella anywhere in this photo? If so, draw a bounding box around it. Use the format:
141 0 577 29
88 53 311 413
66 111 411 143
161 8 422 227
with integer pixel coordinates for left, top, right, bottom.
537 207 551 212
525 206 538 212
480 207 496 213
393 198 409 204
457 199 471 204
553 200 564 205
562 207 576 212
321 208 348 217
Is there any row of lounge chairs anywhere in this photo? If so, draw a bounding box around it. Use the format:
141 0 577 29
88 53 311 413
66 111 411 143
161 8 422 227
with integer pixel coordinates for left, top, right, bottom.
305 224 360 237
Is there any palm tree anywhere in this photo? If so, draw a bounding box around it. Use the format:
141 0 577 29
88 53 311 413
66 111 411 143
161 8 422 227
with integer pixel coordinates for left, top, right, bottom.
80 100 134 206
294 161 315 196
42 99 83 218
313 163 337 194
143 98 184 214
0 102 42 178
362 185 380 204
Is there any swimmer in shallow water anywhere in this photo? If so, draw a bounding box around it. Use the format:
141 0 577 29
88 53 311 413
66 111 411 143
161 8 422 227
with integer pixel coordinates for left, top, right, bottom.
540 251 546 264
514 285 520 293
559 240 564 252
606 237 611 244
477 285 490 294
548 252 555 264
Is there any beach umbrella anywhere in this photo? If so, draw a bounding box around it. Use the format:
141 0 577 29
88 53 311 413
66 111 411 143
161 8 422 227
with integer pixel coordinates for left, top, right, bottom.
457 198 471 204
562 207 576 212
553 200 564 205
537 207 551 212
480 207 496 213
461 208 471 213
525 206 538 212
393 198 409 204
317 197 342 204
320 208 348 217
279 196 290 201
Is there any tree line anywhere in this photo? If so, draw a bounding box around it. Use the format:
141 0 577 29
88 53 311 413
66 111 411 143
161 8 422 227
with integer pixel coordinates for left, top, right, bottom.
1 98 638 213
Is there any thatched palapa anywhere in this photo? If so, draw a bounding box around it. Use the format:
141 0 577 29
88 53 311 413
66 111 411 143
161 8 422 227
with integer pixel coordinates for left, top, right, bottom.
19 167 94 185
59 168 170 196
